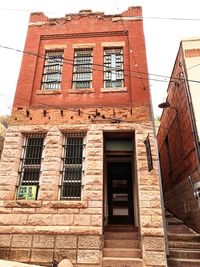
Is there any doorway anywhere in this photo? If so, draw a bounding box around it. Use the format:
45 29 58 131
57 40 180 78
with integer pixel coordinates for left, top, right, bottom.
104 133 136 226
107 161 134 224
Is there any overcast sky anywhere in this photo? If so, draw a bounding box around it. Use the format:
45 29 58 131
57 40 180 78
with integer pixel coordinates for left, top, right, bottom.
0 0 200 116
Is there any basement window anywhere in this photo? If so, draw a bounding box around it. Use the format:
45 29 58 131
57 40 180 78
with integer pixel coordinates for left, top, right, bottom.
72 49 93 89
41 50 63 90
60 132 86 200
104 48 124 88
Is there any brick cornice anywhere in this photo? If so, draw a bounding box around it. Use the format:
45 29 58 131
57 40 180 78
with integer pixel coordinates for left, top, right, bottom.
41 31 128 40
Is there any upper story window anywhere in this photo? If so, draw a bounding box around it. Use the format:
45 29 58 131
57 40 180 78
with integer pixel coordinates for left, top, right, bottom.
17 133 45 200
72 49 93 89
60 132 85 200
41 50 63 90
104 48 124 88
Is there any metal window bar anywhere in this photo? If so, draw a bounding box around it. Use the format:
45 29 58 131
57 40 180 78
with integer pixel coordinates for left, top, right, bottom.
104 48 124 88
19 133 45 186
72 49 93 89
61 132 85 200
42 50 63 90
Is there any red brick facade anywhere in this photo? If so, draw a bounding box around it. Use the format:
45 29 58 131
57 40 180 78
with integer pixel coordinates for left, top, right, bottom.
157 43 200 232
13 7 150 114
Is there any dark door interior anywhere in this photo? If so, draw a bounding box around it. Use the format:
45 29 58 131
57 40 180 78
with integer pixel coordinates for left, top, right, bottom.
107 161 134 224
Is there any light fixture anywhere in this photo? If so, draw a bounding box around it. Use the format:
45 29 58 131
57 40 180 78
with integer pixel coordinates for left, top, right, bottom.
158 101 171 109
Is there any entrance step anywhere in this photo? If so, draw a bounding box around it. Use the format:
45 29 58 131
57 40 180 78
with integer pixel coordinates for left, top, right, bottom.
103 227 143 267
102 257 143 267
104 239 139 248
103 248 142 258
104 231 138 240
104 225 138 232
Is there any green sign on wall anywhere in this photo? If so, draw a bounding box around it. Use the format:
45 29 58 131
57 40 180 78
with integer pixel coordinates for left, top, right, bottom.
17 186 37 200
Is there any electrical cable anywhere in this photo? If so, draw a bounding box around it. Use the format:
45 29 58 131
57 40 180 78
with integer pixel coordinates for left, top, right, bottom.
1 44 200 85
1 7 200 22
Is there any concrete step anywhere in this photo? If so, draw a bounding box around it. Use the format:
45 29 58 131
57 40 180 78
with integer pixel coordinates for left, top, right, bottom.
169 241 200 249
166 217 184 225
167 224 195 234
103 248 142 258
104 231 138 240
105 225 138 232
102 257 143 267
168 233 200 242
168 257 200 266
104 239 140 248
165 210 174 218
169 248 200 259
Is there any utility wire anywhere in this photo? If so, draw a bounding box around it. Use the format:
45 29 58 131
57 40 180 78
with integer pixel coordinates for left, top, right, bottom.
114 0 146 90
1 44 200 85
1 7 200 22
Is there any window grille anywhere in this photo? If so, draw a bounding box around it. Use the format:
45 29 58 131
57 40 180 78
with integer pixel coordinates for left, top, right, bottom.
72 49 93 89
19 133 45 186
61 132 85 200
41 50 63 90
104 48 124 88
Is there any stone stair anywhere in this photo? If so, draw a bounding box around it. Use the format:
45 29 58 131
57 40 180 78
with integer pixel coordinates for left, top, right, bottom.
165 210 200 267
102 225 143 267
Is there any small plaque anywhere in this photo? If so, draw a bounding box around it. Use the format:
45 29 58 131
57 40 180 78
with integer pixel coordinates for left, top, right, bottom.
17 186 37 200
144 134 153 172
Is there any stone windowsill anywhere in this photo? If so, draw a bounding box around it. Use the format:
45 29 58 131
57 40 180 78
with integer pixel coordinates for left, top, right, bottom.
4 200 42 208
50 201 88 209
100 87 127 93
36 89 62 95
4 200 88 209
68 88 94 94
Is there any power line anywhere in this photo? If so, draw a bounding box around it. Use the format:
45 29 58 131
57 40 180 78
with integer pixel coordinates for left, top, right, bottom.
1 44 200 85
1 7 200 22
0 44 168 84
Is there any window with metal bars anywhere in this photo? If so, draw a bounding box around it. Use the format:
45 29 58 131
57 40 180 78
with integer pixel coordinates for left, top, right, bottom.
19 133 45 187
104 48 124 88
41 50 63 90
61 132 85 200
72 49 93 89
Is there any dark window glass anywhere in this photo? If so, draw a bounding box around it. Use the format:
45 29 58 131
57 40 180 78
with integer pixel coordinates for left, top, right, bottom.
104 48 124 88
61 132 85 200
19 133 45 186
72 49 93 89
41 50 63 90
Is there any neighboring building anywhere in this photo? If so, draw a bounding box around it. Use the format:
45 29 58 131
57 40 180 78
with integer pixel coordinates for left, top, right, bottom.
0 7 167 266
157 38 200 233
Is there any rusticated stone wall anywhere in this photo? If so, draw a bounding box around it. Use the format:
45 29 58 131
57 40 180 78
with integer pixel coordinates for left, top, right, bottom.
0 119 167 266
164 169 200 233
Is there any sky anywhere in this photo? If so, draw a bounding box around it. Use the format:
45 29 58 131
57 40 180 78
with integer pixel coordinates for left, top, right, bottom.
0 0 200 117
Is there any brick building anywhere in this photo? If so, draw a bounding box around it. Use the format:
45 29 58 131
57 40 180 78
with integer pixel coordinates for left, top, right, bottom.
0 7 167 266
157 38 200 233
